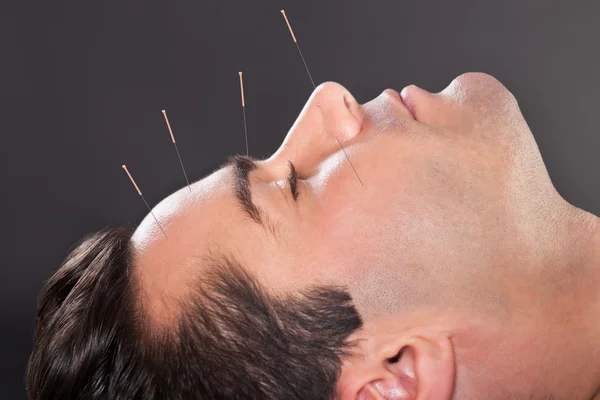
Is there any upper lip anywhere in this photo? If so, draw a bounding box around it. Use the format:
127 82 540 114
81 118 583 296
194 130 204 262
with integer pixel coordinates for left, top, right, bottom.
383 88 416 120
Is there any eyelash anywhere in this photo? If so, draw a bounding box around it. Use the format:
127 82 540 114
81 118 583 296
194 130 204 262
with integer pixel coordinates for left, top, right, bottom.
287 161 299 201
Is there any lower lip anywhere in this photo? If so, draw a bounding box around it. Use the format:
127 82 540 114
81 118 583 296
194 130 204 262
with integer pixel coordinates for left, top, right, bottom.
384 88 416 120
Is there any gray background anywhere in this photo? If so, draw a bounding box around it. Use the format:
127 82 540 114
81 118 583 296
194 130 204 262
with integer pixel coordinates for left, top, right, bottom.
2 0 599 398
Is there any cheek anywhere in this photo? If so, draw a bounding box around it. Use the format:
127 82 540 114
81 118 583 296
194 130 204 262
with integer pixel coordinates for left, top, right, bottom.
310 144 411 253
310 178 397 266
303 134 436 276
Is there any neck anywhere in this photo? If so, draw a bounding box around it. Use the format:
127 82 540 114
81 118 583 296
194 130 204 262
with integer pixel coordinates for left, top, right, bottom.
528 204 600 398
455 204 600 399
556 206 600 326
574 208 600 397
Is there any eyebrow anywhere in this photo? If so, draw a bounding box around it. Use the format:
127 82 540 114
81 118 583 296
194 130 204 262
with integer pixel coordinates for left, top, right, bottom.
225 155 283 241
227 154 262 223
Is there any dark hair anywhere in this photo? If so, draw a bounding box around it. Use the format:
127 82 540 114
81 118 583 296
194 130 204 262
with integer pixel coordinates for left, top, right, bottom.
26 228 363 399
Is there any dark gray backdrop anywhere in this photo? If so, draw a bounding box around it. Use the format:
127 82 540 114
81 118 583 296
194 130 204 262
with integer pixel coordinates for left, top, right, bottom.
2 0 599 398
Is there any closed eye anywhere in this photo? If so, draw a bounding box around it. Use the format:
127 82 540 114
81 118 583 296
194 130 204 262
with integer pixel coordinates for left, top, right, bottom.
287 160 299 201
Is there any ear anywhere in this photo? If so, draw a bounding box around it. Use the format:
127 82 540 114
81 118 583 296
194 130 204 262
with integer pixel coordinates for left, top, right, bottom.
339 334 455 400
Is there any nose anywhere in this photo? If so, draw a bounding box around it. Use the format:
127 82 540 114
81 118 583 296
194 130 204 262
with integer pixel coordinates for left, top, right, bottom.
314 82 364 141
265 81 364 178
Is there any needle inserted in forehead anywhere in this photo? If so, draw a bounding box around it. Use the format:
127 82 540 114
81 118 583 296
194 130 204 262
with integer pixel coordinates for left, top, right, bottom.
280 9 316 89
162 110 191 192
121 165 168 239
317 103 364 187
238 71 249 155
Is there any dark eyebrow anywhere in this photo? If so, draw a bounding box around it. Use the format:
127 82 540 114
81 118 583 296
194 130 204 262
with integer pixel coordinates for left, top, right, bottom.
225 155 285 240
226 155 284 240
226 154 262 223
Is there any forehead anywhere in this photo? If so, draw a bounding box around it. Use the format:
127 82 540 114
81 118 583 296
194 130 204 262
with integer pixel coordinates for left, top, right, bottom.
130 165 240 260
127 165 250 323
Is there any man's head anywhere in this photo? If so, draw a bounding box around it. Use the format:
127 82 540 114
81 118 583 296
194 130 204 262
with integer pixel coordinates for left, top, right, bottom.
27 73 600 399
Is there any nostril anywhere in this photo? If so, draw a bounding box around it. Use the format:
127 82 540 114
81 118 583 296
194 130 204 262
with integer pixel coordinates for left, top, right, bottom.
400 85 420 120
343 93 351 109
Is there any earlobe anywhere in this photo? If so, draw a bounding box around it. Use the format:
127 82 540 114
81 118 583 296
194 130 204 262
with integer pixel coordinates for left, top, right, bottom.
364 383 387 400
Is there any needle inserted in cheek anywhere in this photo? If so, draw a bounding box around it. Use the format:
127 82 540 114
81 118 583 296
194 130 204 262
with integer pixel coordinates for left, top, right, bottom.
317 103 364 187
162 110 191 192
280 9 316 90
121 165 168 239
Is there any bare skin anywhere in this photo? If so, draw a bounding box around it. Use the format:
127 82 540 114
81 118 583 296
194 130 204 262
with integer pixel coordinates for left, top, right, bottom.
132 73 600 399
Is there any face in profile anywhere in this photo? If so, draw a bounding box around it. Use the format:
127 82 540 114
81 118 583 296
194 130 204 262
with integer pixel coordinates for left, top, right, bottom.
30 72 599 400
129 72 590 397
134 72 561 321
